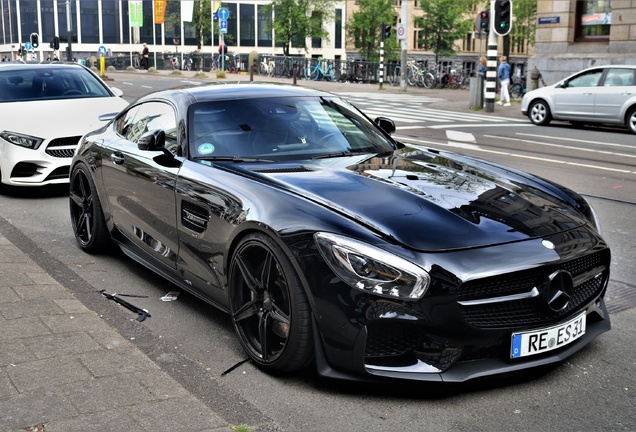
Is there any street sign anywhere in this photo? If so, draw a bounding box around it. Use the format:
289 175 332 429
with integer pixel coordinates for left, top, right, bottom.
24 42 32 51
220 19 228 34
98 45 107 56
218 7 229 21
396 23 406 40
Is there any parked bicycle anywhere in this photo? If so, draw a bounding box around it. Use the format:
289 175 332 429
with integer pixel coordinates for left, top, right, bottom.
305 58 339 81
259 57 275 77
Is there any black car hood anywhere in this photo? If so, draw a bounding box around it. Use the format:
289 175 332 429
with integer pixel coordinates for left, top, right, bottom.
243 147 589 251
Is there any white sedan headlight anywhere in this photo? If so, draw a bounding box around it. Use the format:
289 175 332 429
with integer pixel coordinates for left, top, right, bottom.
315 232 430 300
0 131 44 150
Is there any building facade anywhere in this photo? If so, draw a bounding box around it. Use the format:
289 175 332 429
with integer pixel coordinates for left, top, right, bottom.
0 0 347 64
531 0 636 84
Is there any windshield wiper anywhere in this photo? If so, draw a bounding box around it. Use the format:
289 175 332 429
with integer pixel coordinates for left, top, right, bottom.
197 156 274 163
310 150 374 160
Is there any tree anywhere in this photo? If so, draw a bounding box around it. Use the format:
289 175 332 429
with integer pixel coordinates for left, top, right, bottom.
346 0 399 62
191 0 212 50
414 0 473 65
511 0 537 56
263 0 338 56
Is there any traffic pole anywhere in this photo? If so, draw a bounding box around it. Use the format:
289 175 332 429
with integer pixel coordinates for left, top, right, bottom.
485 0 498 113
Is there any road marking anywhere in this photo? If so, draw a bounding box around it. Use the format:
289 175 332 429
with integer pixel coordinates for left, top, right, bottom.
397 135 636 176
517 133 636 150
484 134 636 160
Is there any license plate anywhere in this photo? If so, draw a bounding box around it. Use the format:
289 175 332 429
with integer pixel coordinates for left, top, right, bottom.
511 311 586 359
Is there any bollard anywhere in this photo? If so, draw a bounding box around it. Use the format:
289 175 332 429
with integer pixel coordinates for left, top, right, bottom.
530 67 540 91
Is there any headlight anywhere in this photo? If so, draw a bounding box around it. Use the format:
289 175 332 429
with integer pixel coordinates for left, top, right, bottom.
0 131 44 149
314 232 430 300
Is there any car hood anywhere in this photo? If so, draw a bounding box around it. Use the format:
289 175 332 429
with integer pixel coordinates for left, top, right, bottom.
243 147 589 251
1 97 128 138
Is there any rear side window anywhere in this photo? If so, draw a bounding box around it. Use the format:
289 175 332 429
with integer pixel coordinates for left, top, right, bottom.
603 68 635 87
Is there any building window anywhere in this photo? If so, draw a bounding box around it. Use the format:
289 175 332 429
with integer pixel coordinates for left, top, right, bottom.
239 3 255 46
102 1 120 44
257 5 272 46
575 0 611 41
39 0 55 43
80 0 99 44
335 9 342 49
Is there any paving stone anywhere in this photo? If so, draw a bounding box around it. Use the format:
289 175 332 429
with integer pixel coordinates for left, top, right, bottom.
0 316 51 342
22 331 102 360
79 347 162 378
44 409 144 432
53 298 93 314
60 375 155 414
26 272 60 285
129 370 192 400
0 272 33 287
0 286 20 303
0 339 33 367
0 261 41 274
126 397 227 431
6 355 93 393
13 283 72 300
88 329 137 350
0 387 79 431
0 299 63 320
0 369 18 399
41 312 113 333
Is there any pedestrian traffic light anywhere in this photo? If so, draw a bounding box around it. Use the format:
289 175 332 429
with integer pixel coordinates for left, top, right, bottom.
30 33 39 49
493 0 512 36
382 23 391 39
478 10 490 33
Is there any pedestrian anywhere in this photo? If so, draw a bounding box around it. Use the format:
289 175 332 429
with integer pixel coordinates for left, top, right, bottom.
497 55 511 106
141 43 149 70
478 56 487 107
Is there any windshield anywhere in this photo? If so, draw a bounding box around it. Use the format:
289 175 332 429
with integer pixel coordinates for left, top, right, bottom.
0 67 112 102
188 96 395 161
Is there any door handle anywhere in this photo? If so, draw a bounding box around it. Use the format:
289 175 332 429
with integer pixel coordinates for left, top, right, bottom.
111 152 125 165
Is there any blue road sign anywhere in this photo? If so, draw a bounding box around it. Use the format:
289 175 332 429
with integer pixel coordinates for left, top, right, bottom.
220 20 228 34
218 7 229 21
98 45 107 56
24 42 32 50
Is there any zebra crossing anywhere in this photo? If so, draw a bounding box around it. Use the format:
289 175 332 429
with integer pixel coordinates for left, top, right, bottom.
334 91 529 129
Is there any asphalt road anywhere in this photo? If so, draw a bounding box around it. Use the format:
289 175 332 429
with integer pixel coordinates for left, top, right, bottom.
1 72 635 431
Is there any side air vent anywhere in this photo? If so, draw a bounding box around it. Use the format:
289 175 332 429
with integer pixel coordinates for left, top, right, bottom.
181 201 210 233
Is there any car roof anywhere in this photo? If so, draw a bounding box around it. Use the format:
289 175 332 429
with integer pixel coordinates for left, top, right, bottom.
140 83 335 104
0 62 88 72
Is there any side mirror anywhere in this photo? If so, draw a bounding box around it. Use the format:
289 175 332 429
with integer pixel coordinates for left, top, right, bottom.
110 87 124 97
374 117 396 135
138 129 166 151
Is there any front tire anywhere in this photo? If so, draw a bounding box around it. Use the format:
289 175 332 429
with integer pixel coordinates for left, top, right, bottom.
69 163 111 253
627 106 636 134
229 233 313 373
305 65 319 81
529 100 552 126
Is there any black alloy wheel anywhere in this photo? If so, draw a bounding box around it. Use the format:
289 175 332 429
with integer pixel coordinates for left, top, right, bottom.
229 233 313 372
69 163 110 253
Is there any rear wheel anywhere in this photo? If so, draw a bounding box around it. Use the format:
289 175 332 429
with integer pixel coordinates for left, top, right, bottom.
305 65 319 81
423 72 436 89
229 233 313 373
627 106 636 134
69 163 111 253
510 83 523 99
529 99 552 126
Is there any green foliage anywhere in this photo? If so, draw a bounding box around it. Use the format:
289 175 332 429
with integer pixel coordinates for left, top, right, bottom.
511 0 537 54
191 0 212 49
414 0 473 64
346 0 399 62
263 0 338 56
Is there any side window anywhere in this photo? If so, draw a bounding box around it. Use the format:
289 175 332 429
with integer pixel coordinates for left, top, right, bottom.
604 69 635 87
567 70 603 88
118 102 178 154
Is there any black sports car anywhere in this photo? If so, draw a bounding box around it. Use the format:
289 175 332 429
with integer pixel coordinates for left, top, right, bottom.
70 84 611 383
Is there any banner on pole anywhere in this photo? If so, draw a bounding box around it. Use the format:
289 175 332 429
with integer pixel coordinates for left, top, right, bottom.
129 1 143 28
181 1 194 22
154 0 166 25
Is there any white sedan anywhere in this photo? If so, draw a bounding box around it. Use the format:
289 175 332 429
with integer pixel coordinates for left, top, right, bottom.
521 65 636 134
0 62 129 187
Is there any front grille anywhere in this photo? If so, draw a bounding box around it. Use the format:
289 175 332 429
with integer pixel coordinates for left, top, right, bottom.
45 136 81 158
458 249 610 329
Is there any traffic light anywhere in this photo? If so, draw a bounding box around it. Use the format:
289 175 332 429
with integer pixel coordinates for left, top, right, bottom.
493 0 512 36
382 23 391 39
30 32 39 49
50 36 60 50
478 10 490 33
